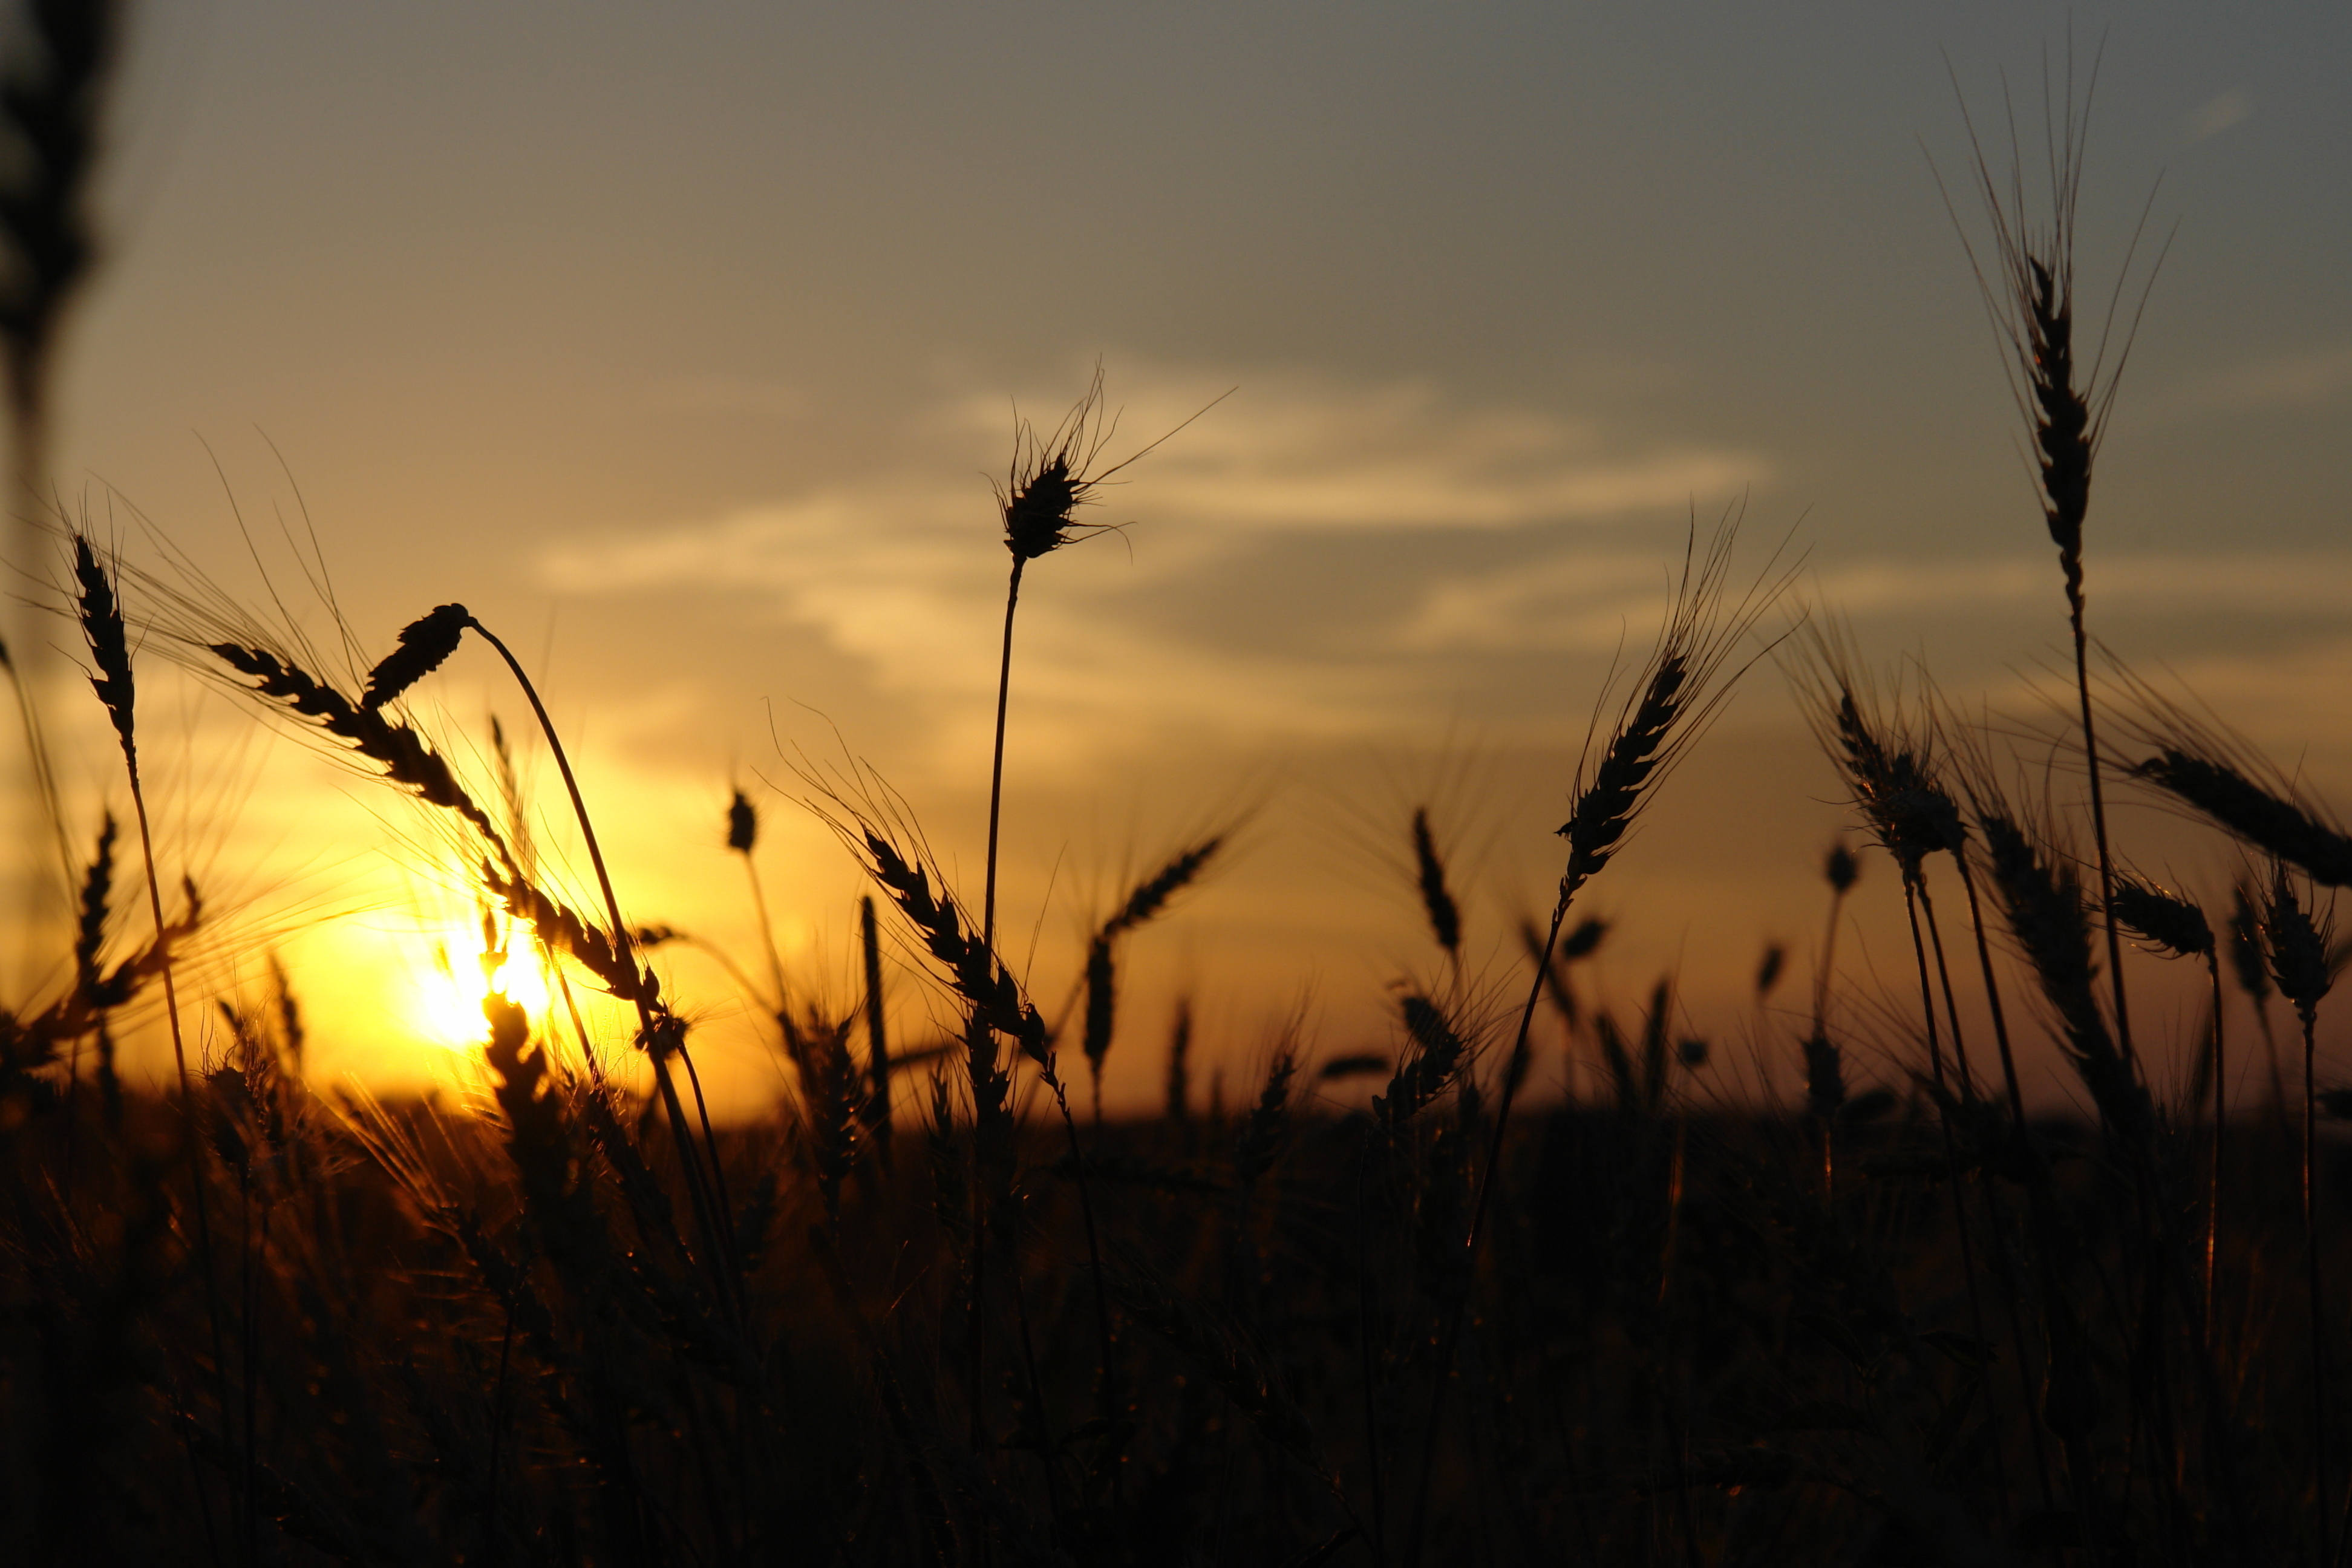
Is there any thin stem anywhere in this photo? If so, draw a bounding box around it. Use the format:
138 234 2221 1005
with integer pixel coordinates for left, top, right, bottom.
1812 883 1848 1036
860 894 893 1169
1903 872 2005 1520
1915 879 1978 1099
1044 1078 1124 1508
970 554 1025 1517
984 558 1025 952
1814 880 1849 1198
1356 1140 1390 1565
2207 955 2224 1345
741 850 789 1017
2068 590 2135 1071
2307 1008 2332 1566
127 766 232 1510
464 618 742 1308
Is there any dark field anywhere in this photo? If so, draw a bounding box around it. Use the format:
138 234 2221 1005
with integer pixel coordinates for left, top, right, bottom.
2 1036 2346 1564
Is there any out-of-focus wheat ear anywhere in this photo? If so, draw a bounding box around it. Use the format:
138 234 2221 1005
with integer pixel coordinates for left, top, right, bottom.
2229 881 2275 1007
1802 1029 1846 1117
1082 932 1114 1119
2263 869 2334 1031
2135 749 2352 888
71 807 113 995
359 603 469 710
1372 993 1466 1136
0 0 119 513
1163 995 1192 1128
2229 878 2290 1116
1754 942 1785 1001
1232 1045 1296 1198
1802 1031 1844 1196
1106 834 1223 936
858 894 892 1165
1411 807 1461 959
267 952 304 1077
2111 871 2213 961
2266 863 2337 1563
59 805 113 1176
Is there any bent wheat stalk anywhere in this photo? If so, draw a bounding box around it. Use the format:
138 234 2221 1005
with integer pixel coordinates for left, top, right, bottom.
1403 514 1789 1568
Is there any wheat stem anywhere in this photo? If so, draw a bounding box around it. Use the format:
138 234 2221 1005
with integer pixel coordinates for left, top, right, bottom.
463 616 742 1312
982 557 1024 953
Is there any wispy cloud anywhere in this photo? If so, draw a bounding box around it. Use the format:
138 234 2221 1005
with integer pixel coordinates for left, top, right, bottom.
1397 547 2352 655
538 369 1765 756
941 371 1762 534
2185 87 2252 143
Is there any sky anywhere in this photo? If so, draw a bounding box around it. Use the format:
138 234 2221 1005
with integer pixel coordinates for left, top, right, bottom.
15 0 2351 1116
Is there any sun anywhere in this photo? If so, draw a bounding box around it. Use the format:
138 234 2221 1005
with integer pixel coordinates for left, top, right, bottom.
414 916 554 1051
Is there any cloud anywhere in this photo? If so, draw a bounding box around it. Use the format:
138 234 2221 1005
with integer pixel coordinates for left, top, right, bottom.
1398 550 1702 653
536 370 1766 756
1396 548 2352 655
924 367 1763 535
2185 88 2252 143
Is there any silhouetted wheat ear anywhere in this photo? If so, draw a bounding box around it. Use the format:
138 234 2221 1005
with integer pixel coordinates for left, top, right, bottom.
2025 256 2092 594
2111 871 2212 959
1163 995 1192 1125
71 808 112 990
1106 835 1222 936
1002 450 1085 563
1411 808 1461 956
1802 1032 1846 1119
1560 915 1608 959
1083 835 1224 1086
71 534 134 753
1374 993 1465 1134
1558 651 1685 891
211 640 515 868
1081 933 1116 1078
359 603 469 710
2263 871 2334 1030
2134 748 2352 887
1232 1047 1296 1194
1978 809 2146 1137
2229 881 2273 1005
727 789 757 854
1978 812 2102 1043
480 860 644 1006
861 829 1047 1068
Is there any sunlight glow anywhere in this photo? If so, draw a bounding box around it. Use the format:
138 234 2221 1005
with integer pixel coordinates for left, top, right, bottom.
414 918 554 1052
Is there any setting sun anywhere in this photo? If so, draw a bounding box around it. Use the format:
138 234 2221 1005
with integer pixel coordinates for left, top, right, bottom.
412 917 554 1052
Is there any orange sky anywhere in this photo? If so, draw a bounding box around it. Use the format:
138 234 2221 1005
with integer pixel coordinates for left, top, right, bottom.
11 1 2351 1117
